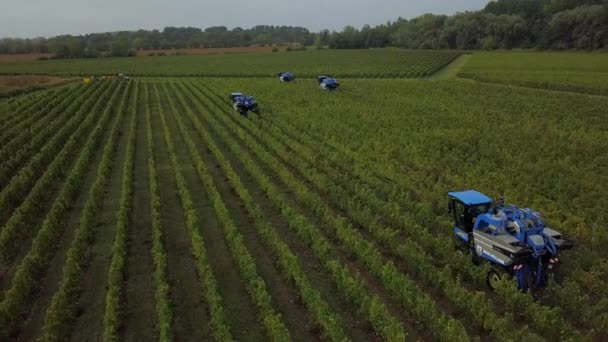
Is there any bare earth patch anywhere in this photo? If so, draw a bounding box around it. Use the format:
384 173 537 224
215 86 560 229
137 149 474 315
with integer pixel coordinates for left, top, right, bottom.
0 75 75 96
136 46 282 56
0 53 52 63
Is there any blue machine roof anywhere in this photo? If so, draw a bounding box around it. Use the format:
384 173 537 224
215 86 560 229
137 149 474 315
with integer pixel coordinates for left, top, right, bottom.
448 190 492 205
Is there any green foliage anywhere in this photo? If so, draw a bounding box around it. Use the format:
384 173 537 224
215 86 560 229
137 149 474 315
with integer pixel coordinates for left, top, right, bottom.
103 81 139 341
0 85 78 186
0 82 112 263
167 81 350 341
484 0 547 19
544 0 605 14
202 76 608 339
143 83 173 341
0 49 460 78
178 80 412 340
150 83 233 341
0 1 606 56
459 51 608 95
544 5 607 49
41 81 133 341
157 82 291 340
185 80 462 340
1 65 606 340
0 81 121 339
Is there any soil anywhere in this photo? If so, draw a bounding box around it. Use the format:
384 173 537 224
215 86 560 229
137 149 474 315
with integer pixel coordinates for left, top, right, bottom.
137 46 282 57
0 53 52 63
0 75 75 96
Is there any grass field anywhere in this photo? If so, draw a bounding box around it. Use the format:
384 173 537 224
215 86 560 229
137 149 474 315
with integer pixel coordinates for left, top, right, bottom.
458 51 608 95
0 49 460 78
0 50 607 341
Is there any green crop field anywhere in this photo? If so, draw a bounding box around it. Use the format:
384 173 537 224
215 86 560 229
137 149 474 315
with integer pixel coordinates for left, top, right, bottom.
458 51 608 95
0 50 607 341
0 49 460 78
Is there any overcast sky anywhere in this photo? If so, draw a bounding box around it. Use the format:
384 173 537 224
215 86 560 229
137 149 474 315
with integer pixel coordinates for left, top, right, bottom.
1 0 489 38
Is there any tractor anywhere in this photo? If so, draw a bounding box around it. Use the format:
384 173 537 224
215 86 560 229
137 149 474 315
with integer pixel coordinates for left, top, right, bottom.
230 93 258 117
448 190 573 292
278 72 295 82
317 76 340 90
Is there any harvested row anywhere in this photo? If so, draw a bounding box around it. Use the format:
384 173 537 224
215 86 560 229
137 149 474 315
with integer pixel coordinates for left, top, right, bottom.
102 81 139 341
0 85 74 147
40 81 133 341
0 87 65 137
0 81 123 339
0 84 97 190
0 81 115 267
150 82 233 340
157 82 292 340
0 81 112 228
141 82 172 341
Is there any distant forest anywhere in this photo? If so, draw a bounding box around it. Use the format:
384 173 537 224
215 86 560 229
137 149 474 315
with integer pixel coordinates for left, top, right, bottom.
0 0 606 58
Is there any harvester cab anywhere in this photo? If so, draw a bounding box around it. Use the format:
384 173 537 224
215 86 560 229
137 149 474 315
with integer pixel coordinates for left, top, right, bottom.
278 72 295 82
317 76 340 90
230 93 258 117
448 190 573 292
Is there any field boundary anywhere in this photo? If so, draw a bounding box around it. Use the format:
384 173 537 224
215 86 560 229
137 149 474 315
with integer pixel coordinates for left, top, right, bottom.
428 54 471 80
456 74 608 97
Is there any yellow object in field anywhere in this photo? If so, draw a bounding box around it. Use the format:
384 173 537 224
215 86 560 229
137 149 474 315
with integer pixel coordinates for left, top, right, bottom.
82 77 93 85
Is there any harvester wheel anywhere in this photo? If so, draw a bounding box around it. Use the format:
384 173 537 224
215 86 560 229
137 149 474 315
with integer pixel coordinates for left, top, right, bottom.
486 269 503 290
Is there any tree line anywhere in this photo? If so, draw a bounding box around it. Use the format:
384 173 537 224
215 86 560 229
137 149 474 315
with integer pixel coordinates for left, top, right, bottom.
0 26 313 58
0 0 606 58
325 0 607 50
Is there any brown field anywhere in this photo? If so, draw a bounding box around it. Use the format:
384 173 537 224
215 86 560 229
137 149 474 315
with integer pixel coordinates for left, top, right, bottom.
0 47 279 65
0 53 52 63
0 75 75 95
136 46 282 56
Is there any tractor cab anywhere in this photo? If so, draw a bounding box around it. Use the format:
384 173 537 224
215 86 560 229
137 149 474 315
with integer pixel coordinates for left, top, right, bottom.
230 92 258 117
448 190 574 291
230 92 244 103
317 76 340 90
278 72 295 82
448 190 492 241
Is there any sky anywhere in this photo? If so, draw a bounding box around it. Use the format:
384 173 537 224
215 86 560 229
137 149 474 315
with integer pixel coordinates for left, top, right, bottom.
0 0 490 38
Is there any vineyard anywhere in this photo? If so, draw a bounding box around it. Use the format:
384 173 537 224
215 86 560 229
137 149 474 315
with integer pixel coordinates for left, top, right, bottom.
458 51 608 95
0 50 607 341
0 49 460 78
